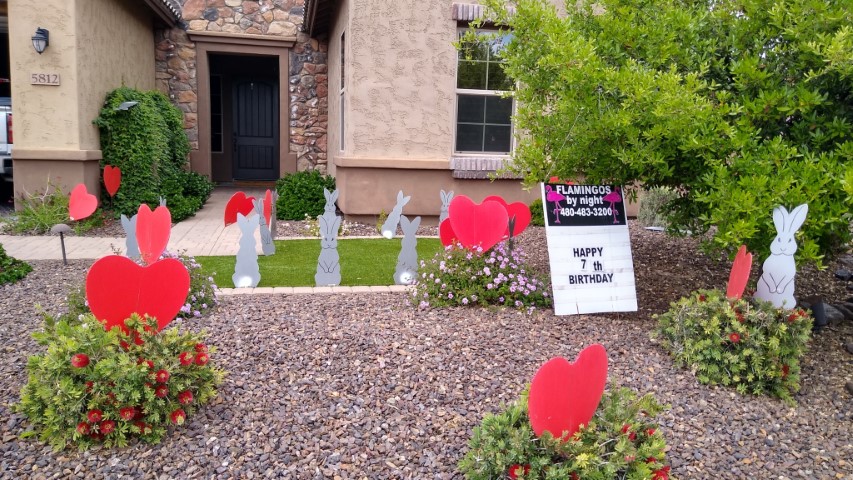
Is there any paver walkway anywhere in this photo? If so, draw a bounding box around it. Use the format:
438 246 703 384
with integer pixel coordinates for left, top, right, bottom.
0 188 411 295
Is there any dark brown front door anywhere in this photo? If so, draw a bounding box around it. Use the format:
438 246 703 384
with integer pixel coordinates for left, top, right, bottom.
233 77 278 180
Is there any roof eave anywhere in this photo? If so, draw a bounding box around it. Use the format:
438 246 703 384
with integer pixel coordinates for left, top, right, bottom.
143 0 181 28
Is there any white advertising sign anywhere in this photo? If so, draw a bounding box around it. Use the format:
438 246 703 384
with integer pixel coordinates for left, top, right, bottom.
542 183 638 315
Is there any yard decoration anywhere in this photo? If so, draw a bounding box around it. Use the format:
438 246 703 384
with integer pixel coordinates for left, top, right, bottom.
103 165 121 198
223 191 256 226
232 212 261 288
263 189 273 227
448 195 508 252
726 245 752 299
394 215 421 285
380 190 410 239
755 204 808 308
120 214 140 260
439 219 458 247
136 204 171 265
528 344 608 441
68 183 98 221
254 198 275 256
49 224 72 266
483 195 532 238
315 188 342 286
85 255 190 333
439 190 454 223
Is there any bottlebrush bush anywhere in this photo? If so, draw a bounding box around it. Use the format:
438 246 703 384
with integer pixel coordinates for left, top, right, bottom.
654 289 812 403
412 241 551 311
18 315 224 450
459 386 670 479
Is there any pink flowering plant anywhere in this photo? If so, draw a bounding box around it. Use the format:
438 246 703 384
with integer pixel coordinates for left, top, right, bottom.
159 251 219 319
413 241 551 310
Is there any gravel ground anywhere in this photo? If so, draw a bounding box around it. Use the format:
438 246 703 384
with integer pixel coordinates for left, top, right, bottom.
0 225 851 479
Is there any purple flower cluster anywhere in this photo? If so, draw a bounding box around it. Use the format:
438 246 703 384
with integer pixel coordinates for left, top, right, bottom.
158 250 219 319
412 241 551 311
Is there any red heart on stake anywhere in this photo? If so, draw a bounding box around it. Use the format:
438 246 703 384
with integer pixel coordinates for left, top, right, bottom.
726 245 753 299
103 166 122 198
263 189 273 226
439 219 457 247
69 183 98 221
86 256 190 333
483 195 532 238
528 344 608 441
136 204 171 265
448 195 508 252
224 192 256 226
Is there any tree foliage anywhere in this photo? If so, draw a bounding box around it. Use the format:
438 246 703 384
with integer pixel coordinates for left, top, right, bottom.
477 0 853 263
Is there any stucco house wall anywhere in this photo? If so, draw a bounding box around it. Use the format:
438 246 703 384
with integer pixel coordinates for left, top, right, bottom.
9 0 156 200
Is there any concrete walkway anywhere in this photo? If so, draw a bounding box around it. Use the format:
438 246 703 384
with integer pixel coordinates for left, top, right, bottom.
0 187 271 261
0 187 412 295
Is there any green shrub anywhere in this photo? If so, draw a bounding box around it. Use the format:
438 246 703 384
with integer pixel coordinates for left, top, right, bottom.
529 199 544 227
94 87 213 222
413 241 551 311
459 386 670 479
275 170 336 220
18 315 224 450
8 183 103 235
654 289 812 403
637 187 678 229
0 243 32 285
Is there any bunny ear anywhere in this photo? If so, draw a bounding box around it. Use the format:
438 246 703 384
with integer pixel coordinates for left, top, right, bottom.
786 204 808 232
440 190 446 201
332 216 342 232
410 216 422 230
447 191 454 199
399 215 410 228
772 206 788 233
324 188 331 201
396 191 404 202
330 190 339 203
121 214 129 227
401 195 411 206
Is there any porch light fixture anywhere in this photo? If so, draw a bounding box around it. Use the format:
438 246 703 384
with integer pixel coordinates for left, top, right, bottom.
32 28 49 54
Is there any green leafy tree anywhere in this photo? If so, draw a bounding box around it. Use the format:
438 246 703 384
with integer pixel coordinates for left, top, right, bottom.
476 0 852 263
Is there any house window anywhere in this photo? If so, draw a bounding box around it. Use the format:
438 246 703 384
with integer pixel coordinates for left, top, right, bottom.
455 31 513 154
340 31 346 151
210 75 223 153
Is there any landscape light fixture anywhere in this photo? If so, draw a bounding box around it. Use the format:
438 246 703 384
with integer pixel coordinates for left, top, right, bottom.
32 27 49 54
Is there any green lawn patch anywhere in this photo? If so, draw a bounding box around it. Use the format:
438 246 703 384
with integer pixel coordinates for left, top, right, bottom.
197 238 443 287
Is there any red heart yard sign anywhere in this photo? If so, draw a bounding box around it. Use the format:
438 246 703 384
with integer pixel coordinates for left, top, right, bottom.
224 192 256 226
68 184 98 221
528 344 608 441
103 165 122 198
483 195 532 238
439 219 457 247
448 195 508 252
86 255 190 333
136 204 171 265
263 189 273 227
726 245 753 300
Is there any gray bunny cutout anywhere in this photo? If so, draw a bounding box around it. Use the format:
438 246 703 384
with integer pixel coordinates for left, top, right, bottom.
394 215 421 285
254 198 275 256
315 188 342 286
232 212 261 288
120 214 140 260
380 190 410 239
439 190 454 224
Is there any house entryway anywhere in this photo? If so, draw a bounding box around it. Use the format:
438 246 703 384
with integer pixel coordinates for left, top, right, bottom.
209 54 280 182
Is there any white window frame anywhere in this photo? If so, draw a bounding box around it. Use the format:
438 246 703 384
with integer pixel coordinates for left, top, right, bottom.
453 29 515 156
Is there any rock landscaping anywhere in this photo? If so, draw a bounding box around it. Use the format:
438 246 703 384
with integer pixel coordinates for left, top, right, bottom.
0 224 850 478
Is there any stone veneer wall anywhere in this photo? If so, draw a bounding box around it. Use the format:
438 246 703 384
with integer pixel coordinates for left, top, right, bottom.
154 0 328 173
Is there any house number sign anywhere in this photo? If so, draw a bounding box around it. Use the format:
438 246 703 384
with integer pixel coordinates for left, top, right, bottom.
30 73 61 85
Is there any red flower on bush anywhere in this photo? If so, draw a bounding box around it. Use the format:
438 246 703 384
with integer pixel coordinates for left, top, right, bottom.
119 340 130 351
508 464 530 479
178 390 194 405
195 352 210 366
155 385 169 398
698 294 706 302
87 409 103 423
137 358 154 370
71 353 89 368
621 424 631 434
76 421 90 435
170 408 186 425
155 369 170 383
100 420 116 435
782 364 790 377
119 407 136 421
179 351 193 366
652 466 671 479
84 381 94 393
133 421 151 435
729 333 741 343
195 343 208 353
736 312 745 323
647 428 656 436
